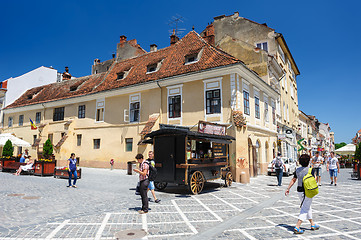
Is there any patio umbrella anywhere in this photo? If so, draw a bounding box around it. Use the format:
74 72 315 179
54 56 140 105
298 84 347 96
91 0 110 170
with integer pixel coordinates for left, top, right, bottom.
335 143 356 155
0 133 31 147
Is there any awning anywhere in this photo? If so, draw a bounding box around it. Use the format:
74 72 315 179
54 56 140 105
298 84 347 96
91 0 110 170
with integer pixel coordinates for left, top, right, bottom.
335 144 356 155
0 133 31 147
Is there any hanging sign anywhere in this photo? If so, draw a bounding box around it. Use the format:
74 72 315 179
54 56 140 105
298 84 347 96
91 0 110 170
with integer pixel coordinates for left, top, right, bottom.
198 121 226 136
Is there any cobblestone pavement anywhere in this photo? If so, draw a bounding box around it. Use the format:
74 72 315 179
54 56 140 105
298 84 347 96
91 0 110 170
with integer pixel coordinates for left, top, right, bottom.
0 167 360 239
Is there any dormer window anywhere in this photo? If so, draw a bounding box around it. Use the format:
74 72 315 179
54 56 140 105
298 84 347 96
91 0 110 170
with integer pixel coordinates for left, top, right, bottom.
117 72 125 80
27 95 33 100
70 86 78 92
185 48 203 65
147 64 157 73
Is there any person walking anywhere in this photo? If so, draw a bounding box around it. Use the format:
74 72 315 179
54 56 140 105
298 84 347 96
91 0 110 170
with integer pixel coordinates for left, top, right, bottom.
146 151 161 203
133 154 149 214
110 159 114 170
327 152 340 186
67 153 78 188
285 154 320 234
272 153 285 186
311 151 323 186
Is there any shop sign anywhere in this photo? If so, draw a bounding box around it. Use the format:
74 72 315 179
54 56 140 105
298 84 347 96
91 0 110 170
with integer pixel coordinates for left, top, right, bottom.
198 121 226 136
213 143 226 157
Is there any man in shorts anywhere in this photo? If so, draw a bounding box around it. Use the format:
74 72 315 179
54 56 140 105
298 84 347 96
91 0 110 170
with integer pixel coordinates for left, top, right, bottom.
147 151 161 203
311 151 323 186
327 152 340 186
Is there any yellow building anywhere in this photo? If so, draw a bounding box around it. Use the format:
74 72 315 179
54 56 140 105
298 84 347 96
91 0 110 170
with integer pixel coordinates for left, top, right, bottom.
2 31 279 182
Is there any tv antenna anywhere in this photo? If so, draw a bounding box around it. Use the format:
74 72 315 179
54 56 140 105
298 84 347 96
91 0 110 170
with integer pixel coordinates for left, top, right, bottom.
167 14 186 37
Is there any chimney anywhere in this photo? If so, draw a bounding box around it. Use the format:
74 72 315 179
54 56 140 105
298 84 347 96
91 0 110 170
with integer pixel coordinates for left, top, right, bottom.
62 66 72 81
119 35 127 44
202 23 215 45
93 58 100 65
150 44 157 52
170 30 179 45
112 53 115 58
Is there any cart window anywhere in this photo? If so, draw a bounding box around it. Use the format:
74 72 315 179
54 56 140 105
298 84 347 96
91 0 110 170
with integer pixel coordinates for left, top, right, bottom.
213 143 226 157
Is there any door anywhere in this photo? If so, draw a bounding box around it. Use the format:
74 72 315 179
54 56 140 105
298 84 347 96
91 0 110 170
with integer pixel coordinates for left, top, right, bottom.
154 136 176 182
252 146 258 177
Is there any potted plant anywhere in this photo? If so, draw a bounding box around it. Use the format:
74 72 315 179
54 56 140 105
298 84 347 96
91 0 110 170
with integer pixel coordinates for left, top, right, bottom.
0 140 16 170
34 139 57 177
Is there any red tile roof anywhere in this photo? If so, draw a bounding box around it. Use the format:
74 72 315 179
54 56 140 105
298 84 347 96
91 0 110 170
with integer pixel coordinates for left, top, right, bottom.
6 31 241 109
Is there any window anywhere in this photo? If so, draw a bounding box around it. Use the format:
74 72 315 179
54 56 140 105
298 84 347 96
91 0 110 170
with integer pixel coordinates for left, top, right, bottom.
287 105 289 122
169 95 181 118
125 138 133 152
243 90 250 115
48 134 53 144
61 132 65 138
283 102 286 121
93 139 100 149
278 45 285 62
117 72 124 80
256 42 268 52
206 89 221 114
33 135 37 145
78 105 86 119
53 107 64 121
130 102 140 122
77 134 82 146
185 54 197 63
36 112 41 124
264 102 269 122
19 115 24 126
95 99 105 122
272 105 276 125
8 117 13 127
147 64 157 73
255 97 260 119
290 83 294 99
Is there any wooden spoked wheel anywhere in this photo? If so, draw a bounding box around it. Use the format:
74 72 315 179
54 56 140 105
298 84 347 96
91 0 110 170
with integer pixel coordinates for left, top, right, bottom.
224 172 233 187
154 182 168 190
189 171 205 195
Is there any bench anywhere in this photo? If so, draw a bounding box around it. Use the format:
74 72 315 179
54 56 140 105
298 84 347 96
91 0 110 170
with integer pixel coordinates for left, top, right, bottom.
2 162 34 174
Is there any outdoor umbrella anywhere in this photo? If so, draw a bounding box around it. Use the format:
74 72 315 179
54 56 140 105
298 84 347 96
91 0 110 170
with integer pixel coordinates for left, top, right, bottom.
335 143 356 155
0 133 31 147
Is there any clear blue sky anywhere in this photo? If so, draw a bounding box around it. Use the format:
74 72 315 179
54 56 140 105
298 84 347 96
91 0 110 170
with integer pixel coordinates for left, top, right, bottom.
1 0 360 143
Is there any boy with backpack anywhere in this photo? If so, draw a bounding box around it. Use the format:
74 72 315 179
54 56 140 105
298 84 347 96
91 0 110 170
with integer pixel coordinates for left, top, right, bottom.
146 151 161 203
272 153 285 186
285 154 320 234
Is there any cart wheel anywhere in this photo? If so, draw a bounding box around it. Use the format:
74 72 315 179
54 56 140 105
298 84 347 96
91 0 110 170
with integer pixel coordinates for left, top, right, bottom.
154 182 168 190
189 171 205 195
224 172 233 187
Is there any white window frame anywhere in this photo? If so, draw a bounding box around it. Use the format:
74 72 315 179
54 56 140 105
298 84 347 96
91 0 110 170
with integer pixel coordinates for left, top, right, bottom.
254 87 260 120
243 80 250 116
95 98 105 122
167 84 183 124
278 45 285 63
203 77 222 122
264 94 269 123
255 41 268 52
287 104 289 123
8 116 13 127
290 82 294 99
129 93 141 123
283 102 286 121
271 99 276 125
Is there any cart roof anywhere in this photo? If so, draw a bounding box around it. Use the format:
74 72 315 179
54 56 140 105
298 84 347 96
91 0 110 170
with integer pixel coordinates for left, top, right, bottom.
145 128 235 144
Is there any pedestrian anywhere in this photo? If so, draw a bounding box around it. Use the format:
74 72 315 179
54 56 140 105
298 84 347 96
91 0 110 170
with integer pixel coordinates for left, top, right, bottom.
133 154 149 214
146 151 161 203
110 159 114 170
327 152 340 186
19 149 29 163
311 151 323 186
67 153 78 188
13 156 34 176
272 153 285 186
285 154 320 234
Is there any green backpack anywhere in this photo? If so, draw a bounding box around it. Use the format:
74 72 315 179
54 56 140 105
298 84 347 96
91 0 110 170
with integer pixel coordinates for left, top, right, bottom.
303 168 319 198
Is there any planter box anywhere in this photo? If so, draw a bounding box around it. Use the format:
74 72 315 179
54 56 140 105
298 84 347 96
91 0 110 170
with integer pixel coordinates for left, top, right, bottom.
54 168 82 179
34 160 57 177
0 158 16 171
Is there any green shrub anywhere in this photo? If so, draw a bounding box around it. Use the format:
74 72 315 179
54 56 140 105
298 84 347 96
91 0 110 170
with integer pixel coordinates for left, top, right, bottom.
43 139 53 159
2 140 13 157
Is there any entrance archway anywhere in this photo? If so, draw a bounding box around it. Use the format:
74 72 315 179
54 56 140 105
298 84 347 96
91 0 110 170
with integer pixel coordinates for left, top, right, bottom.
255 140 261 175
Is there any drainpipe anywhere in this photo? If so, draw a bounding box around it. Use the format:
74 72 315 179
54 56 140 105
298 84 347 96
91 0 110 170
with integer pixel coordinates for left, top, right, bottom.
156 81 162 124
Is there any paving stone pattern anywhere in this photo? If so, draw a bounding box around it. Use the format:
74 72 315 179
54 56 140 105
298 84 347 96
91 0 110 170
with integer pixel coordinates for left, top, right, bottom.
0 167 360 239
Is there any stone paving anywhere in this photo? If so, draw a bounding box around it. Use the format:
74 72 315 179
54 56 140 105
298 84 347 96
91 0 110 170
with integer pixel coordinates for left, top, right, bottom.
0 167 360 239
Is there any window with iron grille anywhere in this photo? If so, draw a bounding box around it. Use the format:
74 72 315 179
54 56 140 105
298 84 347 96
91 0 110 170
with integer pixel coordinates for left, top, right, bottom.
255 97 260 119
36 112 41 124
93 139 100 149
205 89 221 114
19 115 24 126
53 107 64 121
168 95 181 118
243 90 250 115
130 102 140 122
78 105 86 119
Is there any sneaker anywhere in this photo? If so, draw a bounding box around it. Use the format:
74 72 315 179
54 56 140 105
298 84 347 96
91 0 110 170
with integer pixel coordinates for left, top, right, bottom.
67 185 72 188
331 181 333 185
155 199 161 203
138 210 148 214
72 185 77 188
334 183 337 186
319 184 322 186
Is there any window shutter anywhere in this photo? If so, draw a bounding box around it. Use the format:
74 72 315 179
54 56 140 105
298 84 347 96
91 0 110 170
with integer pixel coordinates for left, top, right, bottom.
124 109 129 122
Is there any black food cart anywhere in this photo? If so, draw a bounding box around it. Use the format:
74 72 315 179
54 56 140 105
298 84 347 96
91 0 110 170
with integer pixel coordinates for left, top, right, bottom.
144 125 235 194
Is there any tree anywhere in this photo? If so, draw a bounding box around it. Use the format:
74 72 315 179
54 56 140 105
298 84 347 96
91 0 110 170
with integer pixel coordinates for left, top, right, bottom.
2 140 13 157
355 142 361 161
43 139 53 159
335 142 347 150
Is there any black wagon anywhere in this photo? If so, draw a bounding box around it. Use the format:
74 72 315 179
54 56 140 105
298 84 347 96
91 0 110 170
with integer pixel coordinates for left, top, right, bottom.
144 124 235 194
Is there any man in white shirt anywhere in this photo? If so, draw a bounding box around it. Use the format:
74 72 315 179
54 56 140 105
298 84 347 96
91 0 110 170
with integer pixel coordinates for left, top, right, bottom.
311 151 324 186
327 152 340 186
272 153 286 186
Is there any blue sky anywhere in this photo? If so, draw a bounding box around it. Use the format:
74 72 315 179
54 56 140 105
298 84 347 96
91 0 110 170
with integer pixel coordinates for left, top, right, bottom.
1 0 360 143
